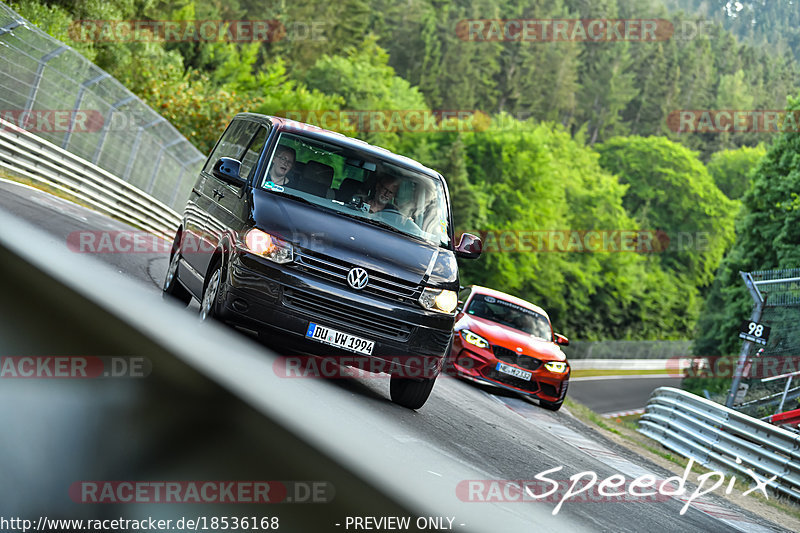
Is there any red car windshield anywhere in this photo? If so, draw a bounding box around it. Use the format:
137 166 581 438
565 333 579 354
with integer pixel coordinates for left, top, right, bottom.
466 294 552 341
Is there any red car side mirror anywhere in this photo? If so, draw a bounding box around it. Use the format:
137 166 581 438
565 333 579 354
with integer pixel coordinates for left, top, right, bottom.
554 333 569 346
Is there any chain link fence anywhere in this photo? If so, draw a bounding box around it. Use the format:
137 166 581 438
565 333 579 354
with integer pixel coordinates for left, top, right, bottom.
0 2 204 211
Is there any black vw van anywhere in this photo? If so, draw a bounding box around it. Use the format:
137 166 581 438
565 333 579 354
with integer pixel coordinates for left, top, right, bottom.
163 114 482 409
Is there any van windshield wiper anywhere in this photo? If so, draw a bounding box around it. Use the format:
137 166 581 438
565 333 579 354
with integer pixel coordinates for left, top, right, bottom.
264 188 314 206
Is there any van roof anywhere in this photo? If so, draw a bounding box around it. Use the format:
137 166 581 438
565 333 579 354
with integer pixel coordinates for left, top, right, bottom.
234 113 442 179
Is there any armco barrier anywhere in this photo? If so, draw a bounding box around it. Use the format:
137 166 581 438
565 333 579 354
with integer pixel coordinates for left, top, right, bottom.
639 387 800 501
0 116 180 238
0 2 205 210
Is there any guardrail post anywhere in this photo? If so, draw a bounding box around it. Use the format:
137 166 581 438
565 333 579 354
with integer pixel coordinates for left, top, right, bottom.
23 46 67 116
0 20 22 36
61 72 110 150
778 376 794 413
145 138 183 194
122 117 165 182
726 272 765 408
92 95 136 164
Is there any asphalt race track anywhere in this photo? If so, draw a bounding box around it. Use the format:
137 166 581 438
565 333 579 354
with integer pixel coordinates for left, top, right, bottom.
570 376 684 417
0 178 789 532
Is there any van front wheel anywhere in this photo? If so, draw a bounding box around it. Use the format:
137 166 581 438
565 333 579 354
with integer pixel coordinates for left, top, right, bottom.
389 375 436 410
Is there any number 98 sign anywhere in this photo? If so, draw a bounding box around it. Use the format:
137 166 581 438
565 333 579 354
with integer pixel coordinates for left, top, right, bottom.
738 320 771 346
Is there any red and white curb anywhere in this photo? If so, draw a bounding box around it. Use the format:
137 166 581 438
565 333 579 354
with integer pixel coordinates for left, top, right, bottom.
600 408 646 419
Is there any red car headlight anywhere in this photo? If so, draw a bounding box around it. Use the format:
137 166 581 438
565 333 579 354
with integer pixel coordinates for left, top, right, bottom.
461 329 490 349
544 361 568 373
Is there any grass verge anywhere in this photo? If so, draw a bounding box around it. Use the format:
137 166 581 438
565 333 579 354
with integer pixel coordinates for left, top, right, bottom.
0 168 96 211
571 368 679 378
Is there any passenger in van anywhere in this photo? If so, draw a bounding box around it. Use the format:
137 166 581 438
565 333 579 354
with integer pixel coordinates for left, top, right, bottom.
267 145 296 186
368 175 401 213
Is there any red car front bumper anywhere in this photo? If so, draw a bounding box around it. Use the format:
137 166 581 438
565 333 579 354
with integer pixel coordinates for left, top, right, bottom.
450 335 569 403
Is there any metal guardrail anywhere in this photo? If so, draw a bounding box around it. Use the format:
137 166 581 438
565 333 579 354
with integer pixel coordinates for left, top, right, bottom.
0 1 205 211
0 116 180 238
639 387 800 501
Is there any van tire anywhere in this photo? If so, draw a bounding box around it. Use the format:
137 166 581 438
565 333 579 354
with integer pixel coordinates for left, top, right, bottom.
389 375 436 410
200 259 223 321
163 233 191 306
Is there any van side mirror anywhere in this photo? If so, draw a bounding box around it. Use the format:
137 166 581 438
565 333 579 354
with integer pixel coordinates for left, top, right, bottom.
212 157 246 187
554 333 569 346
455 233 482 259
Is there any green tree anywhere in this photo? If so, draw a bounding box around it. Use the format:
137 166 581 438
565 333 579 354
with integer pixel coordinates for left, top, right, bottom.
454 118 693 340
706 145 766 200
596 136 737 287
694 95 800 356
304 38 428 149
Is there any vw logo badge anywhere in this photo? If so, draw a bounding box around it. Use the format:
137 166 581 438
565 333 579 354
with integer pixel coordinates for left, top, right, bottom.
347 267 369 289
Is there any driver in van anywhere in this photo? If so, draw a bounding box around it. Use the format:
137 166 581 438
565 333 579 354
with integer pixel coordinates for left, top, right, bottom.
267 145 296 186
368 174 401 213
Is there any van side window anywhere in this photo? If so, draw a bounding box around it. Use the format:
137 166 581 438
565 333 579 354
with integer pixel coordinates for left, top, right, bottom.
240 126 269 180
203 120 259 174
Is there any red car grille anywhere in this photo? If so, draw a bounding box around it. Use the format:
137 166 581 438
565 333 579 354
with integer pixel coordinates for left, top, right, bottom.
491 345 542 371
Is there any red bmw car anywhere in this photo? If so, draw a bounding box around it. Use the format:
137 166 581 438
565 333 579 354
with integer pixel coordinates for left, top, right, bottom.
449 286 570 410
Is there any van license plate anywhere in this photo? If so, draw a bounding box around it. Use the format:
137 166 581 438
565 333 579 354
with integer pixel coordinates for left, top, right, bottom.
496 362 532 381
306 323 375 355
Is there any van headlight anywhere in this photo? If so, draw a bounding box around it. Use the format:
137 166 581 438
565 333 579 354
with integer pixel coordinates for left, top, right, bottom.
243 228 294 264
419 288 458 313
545 361 568 373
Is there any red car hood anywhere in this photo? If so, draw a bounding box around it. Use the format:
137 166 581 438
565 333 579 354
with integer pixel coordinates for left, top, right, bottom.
461 315 567 363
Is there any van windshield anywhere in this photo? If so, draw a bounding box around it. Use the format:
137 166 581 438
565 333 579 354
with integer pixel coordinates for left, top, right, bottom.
260 132 451 247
